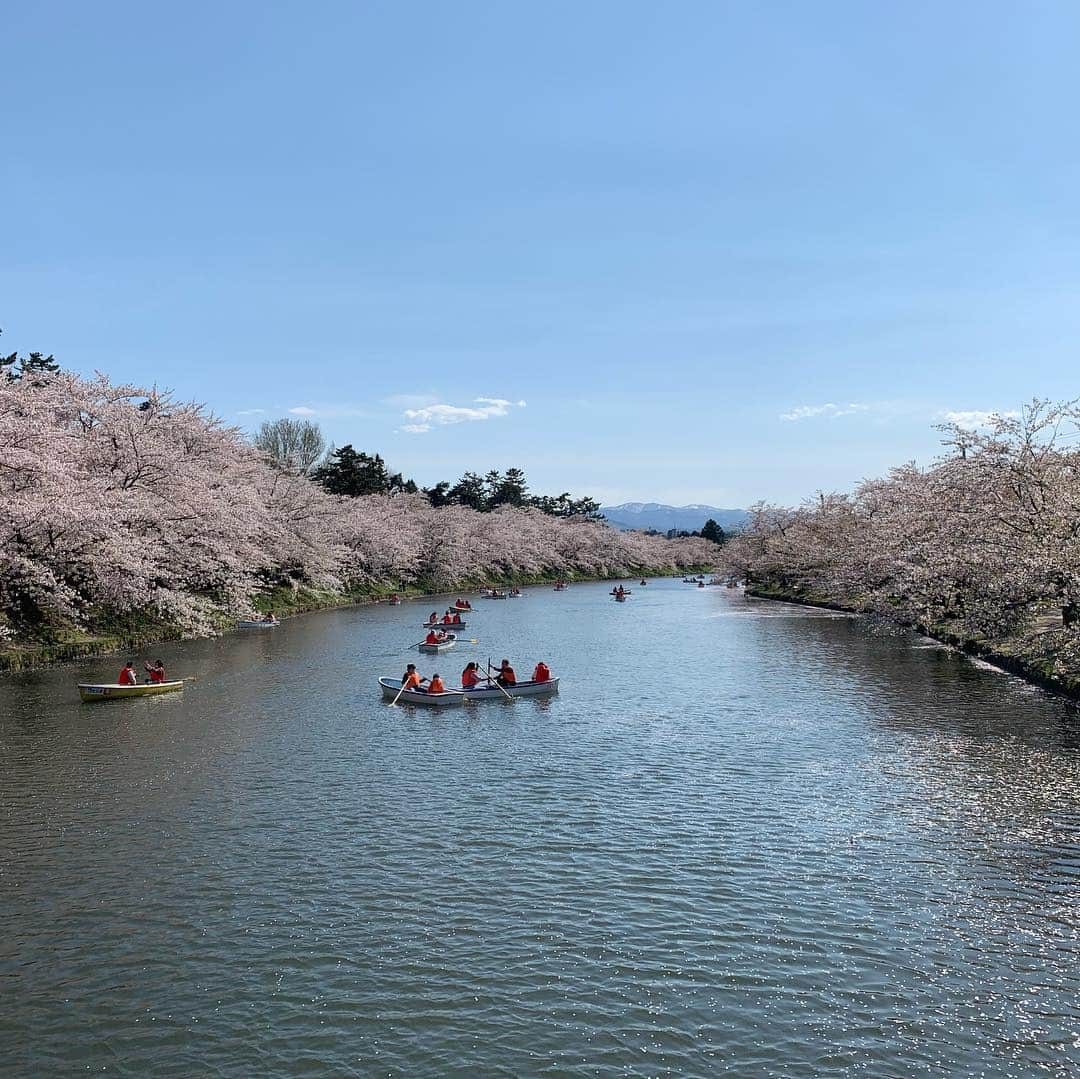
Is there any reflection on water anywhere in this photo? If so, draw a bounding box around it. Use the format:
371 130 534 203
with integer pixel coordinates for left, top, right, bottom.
1 582 1078 1076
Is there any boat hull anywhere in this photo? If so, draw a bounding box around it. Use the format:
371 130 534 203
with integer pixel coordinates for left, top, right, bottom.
379 678 466 706
422 621 467 629
78 681 184 703
464 678 560 701
418 636 457 653
238 620 279 629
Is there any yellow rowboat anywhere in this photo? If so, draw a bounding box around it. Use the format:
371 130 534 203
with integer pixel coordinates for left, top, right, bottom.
78 681 184 703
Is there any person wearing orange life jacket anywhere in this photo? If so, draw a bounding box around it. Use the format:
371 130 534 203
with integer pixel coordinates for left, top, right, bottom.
532 662 551 684
492 659 516 687
428 611 439 625
401 664 425 691
461 662 481 689
428 673 447 694
144 659 167 684
452 611 462 625
118 661 138 686
442 612 453 625
425 629 441 645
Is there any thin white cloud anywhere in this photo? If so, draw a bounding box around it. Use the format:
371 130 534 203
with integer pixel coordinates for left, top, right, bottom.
780 402 871 421
236 408 266 416
288 405 318 416
399 396 526 434
384 393 440 409
941 409 1020 430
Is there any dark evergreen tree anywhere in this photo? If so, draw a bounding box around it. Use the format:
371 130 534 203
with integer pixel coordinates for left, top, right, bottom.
312 446 412 497
0 330 61 381
700 518 726 544
448 471 488 510
424 481 452 507
492 466 529 507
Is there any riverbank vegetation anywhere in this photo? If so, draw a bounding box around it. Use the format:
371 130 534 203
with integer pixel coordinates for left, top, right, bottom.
723 400 1080 693
0 363 714 662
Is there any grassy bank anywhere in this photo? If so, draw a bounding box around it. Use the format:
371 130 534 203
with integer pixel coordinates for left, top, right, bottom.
744 583 1080 702
0 565 713 673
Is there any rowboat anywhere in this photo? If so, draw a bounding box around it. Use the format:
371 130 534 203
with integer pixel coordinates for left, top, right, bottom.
238 619 279 629
422 620 467 629
609 589 631 595
419 633 457 654
483 591 507 599
454 602 472 610
379 677 466 707
614 593 627 602
464 678 560 701
78 681 184 703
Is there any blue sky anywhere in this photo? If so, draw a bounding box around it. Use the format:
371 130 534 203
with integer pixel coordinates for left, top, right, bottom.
5 1 1079 506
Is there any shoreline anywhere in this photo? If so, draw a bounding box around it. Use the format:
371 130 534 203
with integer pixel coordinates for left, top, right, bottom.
0 566 713 673
744 585 1080 704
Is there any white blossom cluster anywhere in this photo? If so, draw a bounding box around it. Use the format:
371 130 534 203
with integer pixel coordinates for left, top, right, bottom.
724 400 1080 641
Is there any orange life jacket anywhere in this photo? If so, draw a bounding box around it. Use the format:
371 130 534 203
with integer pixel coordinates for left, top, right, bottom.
404 671 422 689
426 631 439 644
499 665 516 686
428 676 446 694
532 664 550 683
118 667 137 685
462 667 480 687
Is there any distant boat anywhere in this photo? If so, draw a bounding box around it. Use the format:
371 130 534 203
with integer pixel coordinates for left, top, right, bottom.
418 633 457 654
78 681 184 703
422 620 466 629
238 618 279 629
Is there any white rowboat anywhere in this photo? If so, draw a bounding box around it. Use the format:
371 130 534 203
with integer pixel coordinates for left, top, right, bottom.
419 634 457 654
238 619 279 629
422 621 467 629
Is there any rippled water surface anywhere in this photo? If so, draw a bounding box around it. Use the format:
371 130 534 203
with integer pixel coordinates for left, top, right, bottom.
2 581 1079 1076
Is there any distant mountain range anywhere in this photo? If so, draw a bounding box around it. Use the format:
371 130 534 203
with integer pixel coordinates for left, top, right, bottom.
600 503 749 534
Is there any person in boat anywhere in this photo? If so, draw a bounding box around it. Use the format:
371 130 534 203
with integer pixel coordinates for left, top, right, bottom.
144 659 167 684
532 661 550 684
428 673 447 694
263 611 276 623
118 661 138 686
461 662 481 689
509 588 520 597
401 664 426 691
451 610 462 625
492 659 516 687
425 629 445 645
429 611 439 625
442 611 453 625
